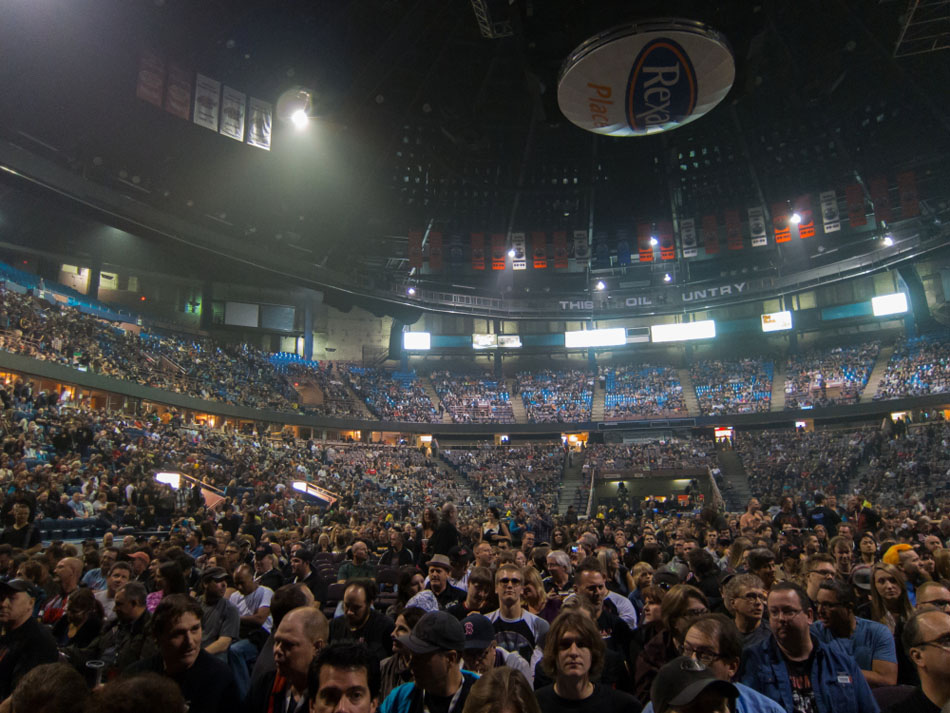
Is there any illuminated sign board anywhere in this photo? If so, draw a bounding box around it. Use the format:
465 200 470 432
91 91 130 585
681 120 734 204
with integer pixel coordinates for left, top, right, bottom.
473 333 497 349
761 310 792 332
651 320 716 343
564 327 627 348
498 335 522 348
871 293 908 317
403 332 431 350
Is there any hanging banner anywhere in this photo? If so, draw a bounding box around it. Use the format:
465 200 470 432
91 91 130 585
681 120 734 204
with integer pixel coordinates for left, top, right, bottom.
725 209 743 250
772 202 791 243
637 223 654 262
869 177 891 224
617 230 632 264
658 221 676 260
448 235 464 270
794 194 815 239
246 97 273 151
219 86 247 142
748 207 768 247
470 233 485 270
897 171 919 218
702 215 719 255
408 230 423 269
531 232 547 269
511 233 527 270
819 190 840 234
680 219 698 257
136 49 165 107
164 62 192 120
553 231 569 269
573 230 590 261
594 232 610 268
845 183 866 227
428 231 443 271
491 233 507 270
193 74 221 131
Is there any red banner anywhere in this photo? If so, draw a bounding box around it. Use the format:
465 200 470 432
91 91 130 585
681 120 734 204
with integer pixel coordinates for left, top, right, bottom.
470 233 485 270
869 177 892 224
491 233 506 270
725 210 743 250
408 230 423 269
897 171 919 218
702 215 719 255
846 184 866 227
772 203 791 243
637 223 654 262
658 221 675 260
794 195 815 239
552 231 569 269
164 61 192 120
428 231 442 271
136 48 165 107
531 232 547 269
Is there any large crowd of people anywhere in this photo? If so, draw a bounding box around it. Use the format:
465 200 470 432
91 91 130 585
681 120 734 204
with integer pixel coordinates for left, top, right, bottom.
875 333 950 400
689 358 774 415
516 369 593 423
430 371 515 424
784 342 880 409
601 365 688 421
344 368 440 423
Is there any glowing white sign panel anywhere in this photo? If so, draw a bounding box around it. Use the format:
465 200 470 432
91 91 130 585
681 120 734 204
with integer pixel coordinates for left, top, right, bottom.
564 327 626 348
761 311 792 332
403 332 431 350
871 293 908 317
472 333 497 349
498 335 522 348
155 472 181 489
651 320 716 343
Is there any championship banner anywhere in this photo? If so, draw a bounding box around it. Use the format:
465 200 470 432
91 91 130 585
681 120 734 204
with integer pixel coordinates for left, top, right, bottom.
659 221 676 260
136 49 165 107
819 190 841 233
193 74 221 131
491 233 507 270
573 230 590 261
511 233 527 270
164 62 192 120
553 231 569 269
897 171 919 218
531 232 547 269
219 86 246 142
246 97 273 151
772 203 791 243
428 231 443 271
448 235 464 270
470 233 485 270
725 210 743 251
616 230 632 264
845 183 866 227
702 215 719 255
408 230 423 269
748 207 768 247
637 223 654 262
869 177 892 224
679 219 697 257
794 195 815 239
594 232 610 268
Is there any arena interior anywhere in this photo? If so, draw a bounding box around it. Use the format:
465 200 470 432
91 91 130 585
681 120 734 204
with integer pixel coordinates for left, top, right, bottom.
0 2 949 713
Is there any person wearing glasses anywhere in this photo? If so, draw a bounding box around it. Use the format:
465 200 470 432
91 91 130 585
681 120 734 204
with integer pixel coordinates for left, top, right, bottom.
879 609 950 713
639 614 784 713
739 582 877 713
486 564 549 671
811 580 897 687
802 554 837 603
722 574 769 649
914 581 950 615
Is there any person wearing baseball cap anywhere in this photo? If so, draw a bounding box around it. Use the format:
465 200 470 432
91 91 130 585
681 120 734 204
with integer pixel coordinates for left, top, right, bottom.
379 611 478 713
649 657 738 713
0 579 59 698
460 613 533 685
426 554 466 610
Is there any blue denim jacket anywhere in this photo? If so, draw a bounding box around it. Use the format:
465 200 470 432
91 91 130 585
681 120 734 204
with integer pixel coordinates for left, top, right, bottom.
739 634 879 713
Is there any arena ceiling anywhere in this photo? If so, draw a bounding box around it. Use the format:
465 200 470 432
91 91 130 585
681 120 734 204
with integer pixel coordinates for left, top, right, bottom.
0 0 949 313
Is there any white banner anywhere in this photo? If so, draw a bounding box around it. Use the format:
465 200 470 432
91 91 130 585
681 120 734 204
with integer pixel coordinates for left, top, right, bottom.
193 74 221 131
680 218 698 257
573 229 590 260
820 190 841 233
748 206 768 247
246 97 273 151
219 86 246 142
511 232 527 270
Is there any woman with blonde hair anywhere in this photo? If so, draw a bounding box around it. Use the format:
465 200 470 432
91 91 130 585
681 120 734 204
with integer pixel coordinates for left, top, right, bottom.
869 562 913 633
596 548 635 597
522 566 560 623
461 667 540 713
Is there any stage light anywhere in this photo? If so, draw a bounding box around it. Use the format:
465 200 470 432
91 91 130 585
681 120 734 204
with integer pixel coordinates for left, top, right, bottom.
649 237 658 246
790 212 802 225
594 280 606 291
407 287 416 296
508 248 516 258
883 235 894 247
291 109 309 130
663 273 672 283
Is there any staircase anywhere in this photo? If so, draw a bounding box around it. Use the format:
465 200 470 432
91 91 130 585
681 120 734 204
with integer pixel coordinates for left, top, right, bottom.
860 345 895 403
559 450 588 516
436 452 489 509
591 378 606 421
715 443 753 511
770 359 787 411
421 379 451 423
676 368 701 416
342 381 374 419
508 379 528 423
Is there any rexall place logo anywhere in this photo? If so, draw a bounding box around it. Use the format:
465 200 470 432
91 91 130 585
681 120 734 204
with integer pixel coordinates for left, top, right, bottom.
626 38 696 132
557 19 734 137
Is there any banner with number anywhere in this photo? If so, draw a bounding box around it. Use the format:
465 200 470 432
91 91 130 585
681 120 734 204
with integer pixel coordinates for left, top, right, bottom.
637 223 653 262
491 233 506 270
617 230 632 264
725 210 743 251
219 86 246 141
136 49 165 107
531 232 547 269
846 184 866 227
795 195 815 239
449 235 464 270
573 230 590 262
702 215 719 255
470 233 485 270
594 232 610 268
870 177 891 224
772 203 791 243
748 207 768 247
658 221 675 260
680 219 697 257
164 62 192 120
246 97 273 150
193 74 221 131
553 231 569 269
819 190 841 233
897 171 919 218
511 233 526 270
408 231 423 269
428 231 443 271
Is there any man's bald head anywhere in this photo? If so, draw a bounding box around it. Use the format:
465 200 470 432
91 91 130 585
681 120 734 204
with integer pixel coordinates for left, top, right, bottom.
280 605 329 645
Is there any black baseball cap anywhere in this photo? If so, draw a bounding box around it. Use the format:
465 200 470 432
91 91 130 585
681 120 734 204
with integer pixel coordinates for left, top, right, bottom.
0 579 38 598
651 657 738 713
461 614 495 650
397 611 465 654
201 567 229 581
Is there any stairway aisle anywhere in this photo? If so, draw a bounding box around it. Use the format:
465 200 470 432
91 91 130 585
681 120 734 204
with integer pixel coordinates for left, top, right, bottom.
860 345 896 403
716 444 753 511
770 358 787 411
591 378 606 421
342 382 374 419
677 368 701 416
435 452 488 509
559 449 587 516
508 379 528 423
421 379 451 423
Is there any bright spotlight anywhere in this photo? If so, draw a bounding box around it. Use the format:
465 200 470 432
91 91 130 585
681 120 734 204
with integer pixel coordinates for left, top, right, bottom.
507 248 516 258
407 287 416 296
882 235 894 247
663 273 672 283
291 109 309 130
790 212 802 225
595 280 606 291
649 237 658 246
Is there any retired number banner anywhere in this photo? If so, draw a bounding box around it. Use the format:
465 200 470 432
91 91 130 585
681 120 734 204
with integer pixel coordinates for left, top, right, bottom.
637 223 654 262
702 215 719 255
725 210 743 251
511 233 526 270
772 203 791 243
820 190 840 234
680 219 698 257
470 233 485 270
428 232 443 271
748 207 768 247
531 232 547 269
553 231 569 269
491 233 506 270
